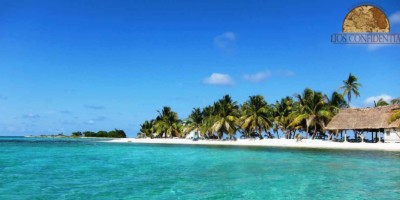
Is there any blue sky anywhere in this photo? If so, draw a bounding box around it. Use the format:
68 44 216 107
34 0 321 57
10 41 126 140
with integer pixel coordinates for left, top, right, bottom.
0 0 399 136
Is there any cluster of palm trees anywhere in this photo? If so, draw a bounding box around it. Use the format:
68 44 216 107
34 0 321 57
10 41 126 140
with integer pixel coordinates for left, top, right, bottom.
138 107 181 138
137 73 399 139
374 98 400 107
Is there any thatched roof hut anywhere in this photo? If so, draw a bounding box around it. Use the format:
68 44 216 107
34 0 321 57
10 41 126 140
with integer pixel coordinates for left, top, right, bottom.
326 105 400 131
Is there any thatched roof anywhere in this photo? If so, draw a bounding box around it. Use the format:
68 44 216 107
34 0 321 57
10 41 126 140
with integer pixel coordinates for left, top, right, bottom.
325 105 400 130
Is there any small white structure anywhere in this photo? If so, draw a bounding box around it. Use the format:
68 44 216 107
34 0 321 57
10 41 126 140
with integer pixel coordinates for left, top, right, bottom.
185 130 199 139
384 128 400 143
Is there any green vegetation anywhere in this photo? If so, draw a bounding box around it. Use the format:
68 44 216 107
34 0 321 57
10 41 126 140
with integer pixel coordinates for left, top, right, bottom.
209 95 240 140
290 88 332 139
272 96 297 139
137 74 398 139
153 107 181 138
71 131 83 137
389 98 400 126
137 75 356 140
338 73 361 105
137 120 155 138
372 98 400 127
374 98 389 107
240 95 273 139
183 108 203 138
71 129 126 138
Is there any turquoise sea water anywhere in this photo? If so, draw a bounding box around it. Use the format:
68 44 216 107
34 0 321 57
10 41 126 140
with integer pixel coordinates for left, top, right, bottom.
1 137 400 199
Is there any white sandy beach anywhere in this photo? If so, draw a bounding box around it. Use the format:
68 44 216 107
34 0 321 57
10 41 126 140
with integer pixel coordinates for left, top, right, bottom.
105 138 400 151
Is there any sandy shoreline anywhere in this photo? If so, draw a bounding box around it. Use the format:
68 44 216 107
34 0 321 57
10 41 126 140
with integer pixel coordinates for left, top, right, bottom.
105 138 400 151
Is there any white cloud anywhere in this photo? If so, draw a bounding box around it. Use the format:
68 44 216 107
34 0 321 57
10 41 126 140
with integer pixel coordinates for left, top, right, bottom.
243 71 271 82
214 32 236 51
203 73 234 86
85 120 95 125
22 113 40 119
243 69 295 83
85 116 106 125
389 11 400 24
364 94 393 106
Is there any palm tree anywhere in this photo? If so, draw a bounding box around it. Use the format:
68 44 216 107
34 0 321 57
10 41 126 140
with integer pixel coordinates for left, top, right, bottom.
290 88 332 139
325 92 347 140
200 105 216 138
327 92 348 111
390 98 400 105
374 98 389 107
273 96 299 139
240 95 273 139
338 73 361 105
211 95 240 139
184 108 203 137
138 120 155 138
154 106 181 138
389 109 400 126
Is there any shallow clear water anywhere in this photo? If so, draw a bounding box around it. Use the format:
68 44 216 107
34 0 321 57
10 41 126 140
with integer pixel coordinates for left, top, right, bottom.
1 137 400 199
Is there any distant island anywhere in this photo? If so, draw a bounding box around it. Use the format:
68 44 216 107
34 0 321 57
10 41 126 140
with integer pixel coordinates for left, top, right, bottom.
71 129 126 138
26 129 127 138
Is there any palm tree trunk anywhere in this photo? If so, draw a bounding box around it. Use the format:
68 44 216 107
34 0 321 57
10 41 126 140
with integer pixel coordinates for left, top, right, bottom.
341 131 343 140
283 130 288 139
305 126 309 139
286 130 289 139
218 131 223 140
311 125 317 139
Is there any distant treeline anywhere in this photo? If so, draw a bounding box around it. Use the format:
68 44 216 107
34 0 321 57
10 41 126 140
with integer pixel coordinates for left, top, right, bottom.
71 129 126 138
